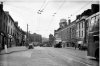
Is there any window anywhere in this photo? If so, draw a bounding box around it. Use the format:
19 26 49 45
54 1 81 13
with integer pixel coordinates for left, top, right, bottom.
95 15 99 27
11 28 12 35
11 21 12 25
4 15 5 20
6 25 7 32
82 31 83 37
9 18 10 23
13 33 14 36
89 17 95 31
79 31 80 37
3 23 5 31
8 26 9 34
91 17 95 26
82 22 84 28
79 23 80 29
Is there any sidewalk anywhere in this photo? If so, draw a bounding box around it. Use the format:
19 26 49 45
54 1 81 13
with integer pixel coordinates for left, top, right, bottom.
64 47 87 59
0 46 28 55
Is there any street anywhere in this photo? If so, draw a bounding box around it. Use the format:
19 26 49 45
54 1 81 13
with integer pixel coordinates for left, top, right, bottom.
0 46 99 66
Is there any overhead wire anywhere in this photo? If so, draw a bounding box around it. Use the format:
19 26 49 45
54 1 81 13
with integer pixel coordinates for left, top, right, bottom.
38 0 46 13
68 0 94 18
3 0 36 31
53 0 65 16
37 0 49 14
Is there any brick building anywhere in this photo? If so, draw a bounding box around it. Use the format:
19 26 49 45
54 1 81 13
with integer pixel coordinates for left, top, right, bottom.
54 19 76 47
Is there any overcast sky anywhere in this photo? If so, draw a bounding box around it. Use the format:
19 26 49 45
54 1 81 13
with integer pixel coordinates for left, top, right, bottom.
2 0 99 38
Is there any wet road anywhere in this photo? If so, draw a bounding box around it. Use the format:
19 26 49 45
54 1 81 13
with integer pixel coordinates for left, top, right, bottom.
0 46 99 66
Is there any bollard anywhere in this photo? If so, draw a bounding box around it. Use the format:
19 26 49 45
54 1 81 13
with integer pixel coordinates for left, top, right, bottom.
5 44 7 53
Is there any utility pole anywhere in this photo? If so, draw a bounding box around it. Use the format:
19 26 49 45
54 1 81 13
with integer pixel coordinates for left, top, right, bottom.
26 24 29 46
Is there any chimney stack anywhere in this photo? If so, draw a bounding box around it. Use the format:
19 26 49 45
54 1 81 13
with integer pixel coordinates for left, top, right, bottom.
5 11 9 14
91 4 99 14
68 19 71 25
0 2 3 11
15 21 18 27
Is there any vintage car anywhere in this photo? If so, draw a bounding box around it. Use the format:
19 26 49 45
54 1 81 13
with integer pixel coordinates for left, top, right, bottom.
28 43 34 49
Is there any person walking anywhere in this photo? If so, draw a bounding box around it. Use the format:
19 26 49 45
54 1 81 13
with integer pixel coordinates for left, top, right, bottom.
75 43 77 49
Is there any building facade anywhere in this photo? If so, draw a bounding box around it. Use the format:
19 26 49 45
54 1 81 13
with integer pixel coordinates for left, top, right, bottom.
0 2 26 50
0 3 8 49
76 15 88 47
6 11 16 47
29 33 42 46
75 4 98 47
54 19 76 47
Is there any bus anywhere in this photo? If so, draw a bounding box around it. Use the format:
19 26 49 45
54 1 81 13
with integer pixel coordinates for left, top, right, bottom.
86 12 99 59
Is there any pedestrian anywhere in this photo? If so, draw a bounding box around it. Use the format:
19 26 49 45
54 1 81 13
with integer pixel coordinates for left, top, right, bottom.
75 43 76 49
4 44 7 53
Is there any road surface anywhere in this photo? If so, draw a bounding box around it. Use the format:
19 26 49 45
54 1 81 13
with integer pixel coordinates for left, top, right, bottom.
0 46 99 66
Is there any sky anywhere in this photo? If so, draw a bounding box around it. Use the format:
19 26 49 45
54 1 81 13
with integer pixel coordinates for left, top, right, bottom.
2 0 99 38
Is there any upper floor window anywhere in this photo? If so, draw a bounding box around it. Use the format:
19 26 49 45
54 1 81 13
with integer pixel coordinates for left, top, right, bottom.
7 26 9 34
3 23 5 31
90 17 95 27
82 22 84 28
6 25 7 32
9 18 10 23
11 21 12 25
79 31 80 37
4 15 5 20
79 23 80 29
82 31 83 37
11 28 12 35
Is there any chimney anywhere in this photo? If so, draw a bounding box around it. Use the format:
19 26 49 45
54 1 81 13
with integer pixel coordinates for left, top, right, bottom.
76 14 81 19
91 4 99 14
5 11 9 14
15 21 18 27
0 2 3 11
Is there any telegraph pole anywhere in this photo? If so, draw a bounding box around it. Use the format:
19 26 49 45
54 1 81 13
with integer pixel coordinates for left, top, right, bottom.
26 24 29 46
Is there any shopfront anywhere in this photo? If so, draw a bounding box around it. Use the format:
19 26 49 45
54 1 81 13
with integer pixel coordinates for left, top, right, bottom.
0 32 7 49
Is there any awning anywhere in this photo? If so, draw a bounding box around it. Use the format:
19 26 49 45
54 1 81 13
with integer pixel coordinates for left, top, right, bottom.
77 41 83 44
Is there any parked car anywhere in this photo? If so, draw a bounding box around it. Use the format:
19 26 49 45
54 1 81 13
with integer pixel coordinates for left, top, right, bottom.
79 44 87 50
54 42 62 48
28 43 34 49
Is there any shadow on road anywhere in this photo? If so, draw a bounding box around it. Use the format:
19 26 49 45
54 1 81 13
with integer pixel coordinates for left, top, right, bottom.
0 49 28 55
89 58 99 62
